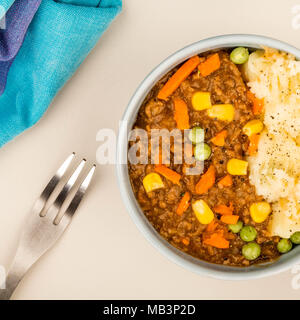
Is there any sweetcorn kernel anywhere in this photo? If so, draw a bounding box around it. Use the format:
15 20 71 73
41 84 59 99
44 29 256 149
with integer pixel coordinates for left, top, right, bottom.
207 104 235 122
192 200 214 225
242 119 264 137
250 202 272 223
143 173 164 193
192 92 212 111
227 159 248 175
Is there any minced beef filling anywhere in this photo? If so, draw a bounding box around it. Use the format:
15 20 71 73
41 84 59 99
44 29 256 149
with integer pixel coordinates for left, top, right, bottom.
128 50 280 267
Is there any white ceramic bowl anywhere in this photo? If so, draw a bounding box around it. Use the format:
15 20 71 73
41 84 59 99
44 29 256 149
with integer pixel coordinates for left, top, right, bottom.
116 34 300 280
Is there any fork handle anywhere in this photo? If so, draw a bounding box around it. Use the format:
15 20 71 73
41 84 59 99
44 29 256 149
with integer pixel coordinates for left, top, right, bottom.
0 257 30 300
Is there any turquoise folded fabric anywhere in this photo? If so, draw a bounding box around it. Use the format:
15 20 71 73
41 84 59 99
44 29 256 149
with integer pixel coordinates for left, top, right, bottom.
0 0 14 13
0 0 122 147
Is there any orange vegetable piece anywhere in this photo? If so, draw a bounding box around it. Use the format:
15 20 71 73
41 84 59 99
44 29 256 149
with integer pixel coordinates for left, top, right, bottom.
221 215 239 225
211 130 228 146
214 203 234 215
158 56 201 100
158 149 162 165
247 91 264 115
218 174 233 187
248 134 260 155
195 165 216 195
155 165 181 185
206 220 218 232
173 98 190 130
176 192 191 216
198 53 221 77
182 238 190 246
203 230 229 249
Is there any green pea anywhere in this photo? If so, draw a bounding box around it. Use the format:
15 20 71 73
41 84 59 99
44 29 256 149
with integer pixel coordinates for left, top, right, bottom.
277 239 292 253
194 142 211 161
240 226 257 242
290 232 300 245
242 242 261 261
188 127 204 144
229 221 243 234
230 47 249 64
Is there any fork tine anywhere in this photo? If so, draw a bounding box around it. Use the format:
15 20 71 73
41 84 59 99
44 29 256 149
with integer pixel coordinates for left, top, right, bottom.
42 159 86 218
59 165 96 223
1 155 94 300
34 153 75 216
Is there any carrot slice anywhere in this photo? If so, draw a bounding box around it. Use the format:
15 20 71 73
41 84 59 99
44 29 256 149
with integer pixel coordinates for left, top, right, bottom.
218 174 233 187
211 130 228 147
182 238 190 246
155 165 181 185
247 91 264 115
214 204 234 215
173 98 190 130
195 165 216 195
198 53 221 77
176 192 191 216
206 219 218 232
221 215 239 225
248 134 260 155
157 56 201 100
203 231 229 249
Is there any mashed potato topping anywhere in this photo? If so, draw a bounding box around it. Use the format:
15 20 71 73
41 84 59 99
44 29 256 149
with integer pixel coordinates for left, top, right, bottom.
244 48 300 238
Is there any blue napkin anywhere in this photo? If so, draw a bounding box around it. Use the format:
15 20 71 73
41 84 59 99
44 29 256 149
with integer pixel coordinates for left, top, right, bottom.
0 0 14 12
0 0 122 147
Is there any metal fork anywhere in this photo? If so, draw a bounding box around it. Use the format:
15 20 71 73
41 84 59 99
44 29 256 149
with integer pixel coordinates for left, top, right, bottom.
0 153 96 300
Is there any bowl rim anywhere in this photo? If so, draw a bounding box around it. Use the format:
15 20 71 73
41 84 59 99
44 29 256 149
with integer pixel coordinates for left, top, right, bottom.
116 34 300 280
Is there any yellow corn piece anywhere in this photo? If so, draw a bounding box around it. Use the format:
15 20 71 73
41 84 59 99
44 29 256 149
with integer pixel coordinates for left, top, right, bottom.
192 92 212 111
207 104 235 122
227 158 248 175
143 173 164 193
192 199 214 225
250 201 272 223
242 119 264 137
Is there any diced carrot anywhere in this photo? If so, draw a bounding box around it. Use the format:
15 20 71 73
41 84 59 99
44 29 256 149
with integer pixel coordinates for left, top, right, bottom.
155 165 181 185
206 219 218 232
214 204 234 215
176 192 191 216
158 56 201 100
182 238 190 246
218 174 233 187
198 53 221 77
195 165 216 195
248 134 260 155
158 149 162 165
203 231 229 249
210 130 228 147
173 98 190 130
247 91 264 115
220 215 239 225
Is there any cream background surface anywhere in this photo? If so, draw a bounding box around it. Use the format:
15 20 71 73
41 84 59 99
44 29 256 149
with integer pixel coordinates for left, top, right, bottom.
0 0 300 299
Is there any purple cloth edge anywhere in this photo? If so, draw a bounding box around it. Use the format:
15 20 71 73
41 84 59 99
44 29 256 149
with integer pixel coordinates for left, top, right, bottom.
0 0 41 95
